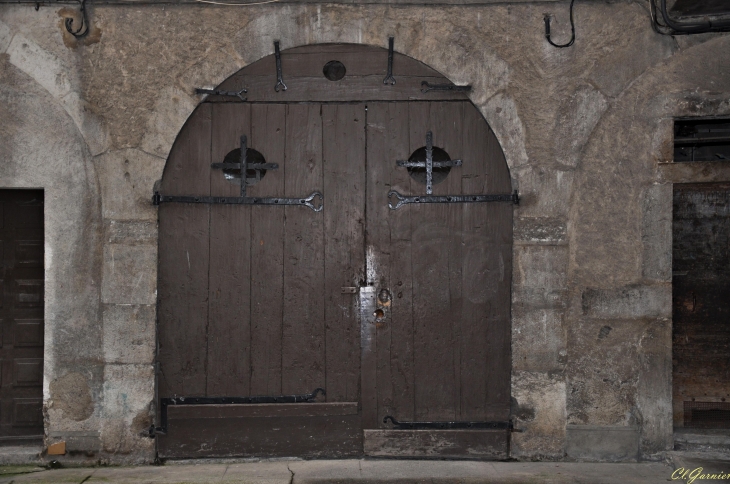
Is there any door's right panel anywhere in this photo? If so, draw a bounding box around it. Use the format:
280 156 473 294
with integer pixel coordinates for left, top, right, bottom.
364 101 512 458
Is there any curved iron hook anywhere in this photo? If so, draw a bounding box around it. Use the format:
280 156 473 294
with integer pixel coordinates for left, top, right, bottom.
302 191 324 212
65 0 89 39
387 190 406 210
383 415 399 425
544 0 575 48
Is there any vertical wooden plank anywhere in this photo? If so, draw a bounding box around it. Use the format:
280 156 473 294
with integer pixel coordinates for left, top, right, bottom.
459 105 491 420
206 103 251 396
158 104 211 398
371 103 415 425
322 104 366 403
364 103 388 429
248 104 286 396
408 102 456 421
282 104 326 395
484 119 513 420
436 102 465 421
431 102 463 422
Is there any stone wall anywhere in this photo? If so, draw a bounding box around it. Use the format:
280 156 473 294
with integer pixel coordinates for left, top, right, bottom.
0 0 729 464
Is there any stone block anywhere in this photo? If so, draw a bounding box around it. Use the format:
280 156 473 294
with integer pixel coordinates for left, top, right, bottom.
514 245 568 291
103 304 155 364
101 364 155 458
94 149 165 221
641 183 672 282
553 85 608 169
140 87 197 158
586 4 676 98
510 371 566 459
566 318 669 430
581 284 671 319
102 244 156 305
105 220 157 245
514 217 566 245
102 364 154 419
0 20 12 53
566 425 640 462
483 93 529 169
513 166 574 218
513 308 566 372
512 286 568 310
7 34 71 100
60 91 110 156
636 318 672 456
47 431 101 454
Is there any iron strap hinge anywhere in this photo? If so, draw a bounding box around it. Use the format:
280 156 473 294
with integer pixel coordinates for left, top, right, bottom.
421 81 472 93
153 192 323 212
388 190 519 210
147 388 325 437
195 87 247 101
383 415 524 432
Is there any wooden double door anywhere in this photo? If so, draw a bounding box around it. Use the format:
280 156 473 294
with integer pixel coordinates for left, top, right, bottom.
157 100 512 459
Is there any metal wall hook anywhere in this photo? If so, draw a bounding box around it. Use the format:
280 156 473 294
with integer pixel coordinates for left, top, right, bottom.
383 37 396 85
274 40 287 92
65 0 90 39
544 0 575 48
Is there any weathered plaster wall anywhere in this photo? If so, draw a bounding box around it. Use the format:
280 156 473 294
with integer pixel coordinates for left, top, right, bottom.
0 26 106 458
0 0 729 464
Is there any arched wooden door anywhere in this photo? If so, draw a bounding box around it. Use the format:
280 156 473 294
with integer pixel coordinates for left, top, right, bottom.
156 44 513 459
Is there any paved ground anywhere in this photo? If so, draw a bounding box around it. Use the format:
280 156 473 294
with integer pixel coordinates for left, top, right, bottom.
0 458 714 484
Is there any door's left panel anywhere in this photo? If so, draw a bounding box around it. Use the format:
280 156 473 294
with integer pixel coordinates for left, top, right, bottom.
157 103 364 459
0 190 44 442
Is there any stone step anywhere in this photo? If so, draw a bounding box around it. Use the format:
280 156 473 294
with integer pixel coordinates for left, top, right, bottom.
674 428 730 452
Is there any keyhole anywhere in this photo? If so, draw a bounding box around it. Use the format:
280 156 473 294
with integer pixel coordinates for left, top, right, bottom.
374 309 385 321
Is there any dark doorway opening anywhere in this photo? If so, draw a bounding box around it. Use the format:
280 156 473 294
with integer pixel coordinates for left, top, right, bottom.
0 190 44 444
673 183 730 431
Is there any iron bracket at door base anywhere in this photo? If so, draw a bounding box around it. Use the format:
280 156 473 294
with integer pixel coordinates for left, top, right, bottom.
388 190 519 210
383 415 524 432
147 388 326 437
153 191 324 212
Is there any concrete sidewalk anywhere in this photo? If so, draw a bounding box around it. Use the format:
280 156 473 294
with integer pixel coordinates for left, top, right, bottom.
0 458 708 484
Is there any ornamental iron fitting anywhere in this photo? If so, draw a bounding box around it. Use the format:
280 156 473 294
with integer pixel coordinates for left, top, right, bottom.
274 40 288 92
383 37 396 85
389 130 518 210
153 134 324 212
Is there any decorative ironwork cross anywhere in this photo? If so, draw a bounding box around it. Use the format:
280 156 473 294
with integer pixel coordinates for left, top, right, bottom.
396 131 462 194
210 135 279 197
